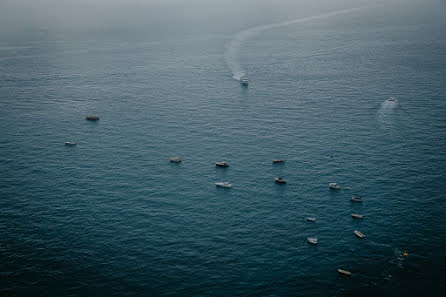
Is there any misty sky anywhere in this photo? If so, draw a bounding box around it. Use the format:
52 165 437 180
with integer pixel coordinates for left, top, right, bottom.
0 0 444 42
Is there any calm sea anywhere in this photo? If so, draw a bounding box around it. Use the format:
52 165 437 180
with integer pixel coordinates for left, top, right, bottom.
1 1 445 296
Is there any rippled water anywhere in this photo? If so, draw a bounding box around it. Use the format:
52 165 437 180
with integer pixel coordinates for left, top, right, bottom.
1 2 446 296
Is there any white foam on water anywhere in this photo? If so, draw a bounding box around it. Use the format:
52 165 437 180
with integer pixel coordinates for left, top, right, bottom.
224 7 367 81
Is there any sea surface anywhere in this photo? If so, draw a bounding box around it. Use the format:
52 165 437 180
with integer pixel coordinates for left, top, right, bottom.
1 1 446 296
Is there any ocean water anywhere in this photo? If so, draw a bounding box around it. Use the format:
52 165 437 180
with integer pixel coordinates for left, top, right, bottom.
1 1 446 296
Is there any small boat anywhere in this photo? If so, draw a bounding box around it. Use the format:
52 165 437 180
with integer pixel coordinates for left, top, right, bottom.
387 96 397 102
215 182 232 188
169 157 182 163
329 183 341 190
216 162 229 167
338 268 351 276
351 214 364 219
351 196 362 202
274 177 286 184
272 159 285 164
354 230 365 239
306 217 316 222
240 75 249 86
86 115 100 121
307 237 318 245
64 142 76 146
403 251 408 257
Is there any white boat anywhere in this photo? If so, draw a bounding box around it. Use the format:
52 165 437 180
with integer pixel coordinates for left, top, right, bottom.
351 196 362 202
216 162 229 167
338 268 351 276
240 75 248 86
329 183 341 190
354 230 365 239
64 142 76 146
274 177 286 184
351 214 364 219
215 182 232 188
306 217 316 222
169 157 182 163
307 237 318 245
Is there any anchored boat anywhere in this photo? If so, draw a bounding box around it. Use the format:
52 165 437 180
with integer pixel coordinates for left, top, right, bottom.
354 230 365 239
274 177 287 184
215 182 232 188
338 268 351 276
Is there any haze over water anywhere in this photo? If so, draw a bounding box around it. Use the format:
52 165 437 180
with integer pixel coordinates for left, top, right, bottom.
1 0 446 296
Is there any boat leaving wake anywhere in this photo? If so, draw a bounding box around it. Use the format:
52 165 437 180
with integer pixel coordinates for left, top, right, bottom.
224 6 367 81
377 97 400 125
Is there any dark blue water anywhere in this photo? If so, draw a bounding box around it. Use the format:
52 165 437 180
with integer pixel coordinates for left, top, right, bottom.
1 1 446 296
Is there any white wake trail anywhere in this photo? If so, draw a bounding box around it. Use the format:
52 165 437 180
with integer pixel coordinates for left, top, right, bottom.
224 7 366 81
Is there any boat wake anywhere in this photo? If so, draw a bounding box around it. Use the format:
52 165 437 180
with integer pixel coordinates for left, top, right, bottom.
224 6 367 81
377 97 399 125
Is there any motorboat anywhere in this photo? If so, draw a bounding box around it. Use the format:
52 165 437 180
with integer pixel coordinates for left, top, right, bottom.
274 177 286 184
307 237 318 245
329 183 341 190
351 196 362 202
86 115 100 121
216 162 229 167
387 96 397 102
351 214 364 219
240 75 249 86
272 159 285 164
64 142 76 146
169 157 182 163
215 182 232 188
306 217 316 222
354 230 365 239
338 268 351 276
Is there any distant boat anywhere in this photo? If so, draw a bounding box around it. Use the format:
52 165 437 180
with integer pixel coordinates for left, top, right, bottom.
64 142 76 146
306 217 316 222
215 182 232 188
169 157 182 163
274 177 286 184
86 115 99 121
354 230 365 239
387 96 397 102
329 183 341 190
351 196 362 203
338 268 351 276
240 75 248 86
272 159 285 164
351 214 364 219
307 237 318 245
216 162 229 167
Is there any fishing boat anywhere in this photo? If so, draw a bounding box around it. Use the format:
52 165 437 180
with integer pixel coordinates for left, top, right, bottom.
329 183 341 190
240 75 248 86
306 217 316 222
351 214 364 219
216 162 229 167
169 157 182 163
86 115 100 121
307 237 318 245
215 182 232 188
64 142 76 146
351 196 362 202
354 230 365 239
272 159 285 164
274 177 286 184
338 268 351 276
